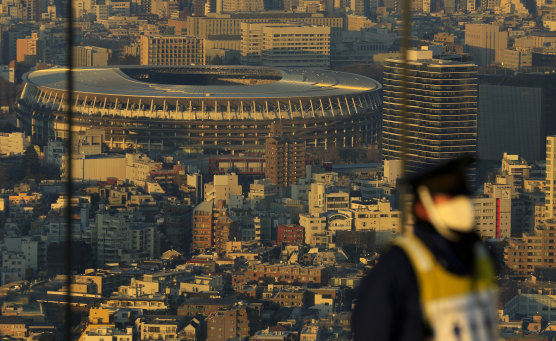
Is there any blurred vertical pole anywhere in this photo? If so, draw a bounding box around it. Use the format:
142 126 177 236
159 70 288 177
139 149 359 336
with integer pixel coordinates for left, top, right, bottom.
399 0 411 233
64 0 74 337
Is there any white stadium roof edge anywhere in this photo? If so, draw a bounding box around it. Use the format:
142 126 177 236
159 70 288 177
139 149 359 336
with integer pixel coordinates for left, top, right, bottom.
23 65 381 99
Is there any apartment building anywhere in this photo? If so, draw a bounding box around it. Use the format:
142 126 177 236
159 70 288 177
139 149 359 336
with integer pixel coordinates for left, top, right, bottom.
241 23 330 68
265 124 306 188
382 48 478 171
73 46 110 67
277 225 305 246
205 305 261 341
465 23 508 66
0 132 30 156
504 223 556 275
235 264 329 285
140 35 205 66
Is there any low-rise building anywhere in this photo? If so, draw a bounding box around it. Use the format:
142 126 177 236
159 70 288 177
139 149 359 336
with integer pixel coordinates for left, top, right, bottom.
205 304 261 341
235 264 329 285
277 225 305 246
505 223 556 275
136 315 185 340
0 316 27 339
0 132 30 156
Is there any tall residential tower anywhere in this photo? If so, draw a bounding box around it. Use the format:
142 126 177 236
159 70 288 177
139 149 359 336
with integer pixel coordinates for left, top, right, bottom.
382 48 478 172
546 136 556 220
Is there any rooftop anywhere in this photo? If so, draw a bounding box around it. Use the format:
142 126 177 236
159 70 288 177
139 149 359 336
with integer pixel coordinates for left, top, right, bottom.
25 65 380 100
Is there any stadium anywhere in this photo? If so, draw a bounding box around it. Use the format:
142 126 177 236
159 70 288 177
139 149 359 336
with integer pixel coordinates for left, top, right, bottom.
16 65 383 153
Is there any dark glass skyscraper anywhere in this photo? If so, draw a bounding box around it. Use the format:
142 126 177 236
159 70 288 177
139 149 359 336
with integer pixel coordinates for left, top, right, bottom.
382 49 478 171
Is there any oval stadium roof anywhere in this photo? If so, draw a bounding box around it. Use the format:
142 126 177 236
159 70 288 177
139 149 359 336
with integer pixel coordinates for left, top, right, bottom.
24 65 381 100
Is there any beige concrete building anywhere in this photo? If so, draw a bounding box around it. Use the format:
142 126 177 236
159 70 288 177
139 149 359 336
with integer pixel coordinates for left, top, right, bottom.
351 199 399 246
75 129 103 155
502 48 532 70
73 46 110 67
187 13 343 39
222 0 264 12
70 153 161 184
204 173 243 204
0 132 30 156
296 0 325 12
149 0 179 17
241 23 330 68
346 15 375 31
326 210 353 232
140 35 205 66
125 153 161 187
299 213 327 246
351 200 399 231
308 183 350 215
465 23 508 66
136 316 183 340
16 33 42 63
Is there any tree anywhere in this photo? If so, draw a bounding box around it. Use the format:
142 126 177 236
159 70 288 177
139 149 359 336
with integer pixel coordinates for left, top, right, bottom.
23 145 39 166
23 145 40 180
119 54 140 65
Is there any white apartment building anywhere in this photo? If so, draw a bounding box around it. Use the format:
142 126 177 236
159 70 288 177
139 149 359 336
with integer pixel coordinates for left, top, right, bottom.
131 225 159 259
247 178 278 209
351 199 399 231
308 183 350 215
204 173 243 204
0 236 46 284
299 213 327 246
125 153 161 187
179 275 224 294
44 140 65 168
1 251 26 285
0 132 30 156
326 210 353 231
89 213 159 266
500 152 531 193
92 213 132 266
351 199 400 246
472 194 511 239
241 23 330 68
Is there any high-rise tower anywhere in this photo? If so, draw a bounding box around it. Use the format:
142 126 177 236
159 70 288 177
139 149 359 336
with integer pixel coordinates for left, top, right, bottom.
546 136 556 220
265 123 306 188
382 48 478 172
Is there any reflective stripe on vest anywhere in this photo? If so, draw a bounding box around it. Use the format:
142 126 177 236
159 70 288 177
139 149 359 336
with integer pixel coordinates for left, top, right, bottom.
394 234 498 341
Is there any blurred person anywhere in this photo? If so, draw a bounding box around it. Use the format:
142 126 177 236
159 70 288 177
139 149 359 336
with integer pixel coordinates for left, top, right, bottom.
352 157 497 341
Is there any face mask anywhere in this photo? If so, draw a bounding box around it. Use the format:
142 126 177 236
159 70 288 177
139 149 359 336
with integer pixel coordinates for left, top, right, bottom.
417 186 475 241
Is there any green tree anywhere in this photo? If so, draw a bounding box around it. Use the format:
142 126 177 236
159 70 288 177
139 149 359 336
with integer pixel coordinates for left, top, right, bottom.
23 145 40 180
23 145 39 168
119 54 140 65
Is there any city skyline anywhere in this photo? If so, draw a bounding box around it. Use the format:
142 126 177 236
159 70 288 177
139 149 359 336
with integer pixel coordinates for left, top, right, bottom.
0 0 555 339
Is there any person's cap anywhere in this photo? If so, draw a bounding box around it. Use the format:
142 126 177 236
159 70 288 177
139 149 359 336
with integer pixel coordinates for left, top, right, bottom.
405 155 475 197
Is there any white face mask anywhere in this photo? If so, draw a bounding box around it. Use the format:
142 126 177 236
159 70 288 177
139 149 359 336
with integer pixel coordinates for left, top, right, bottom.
417 186 475 241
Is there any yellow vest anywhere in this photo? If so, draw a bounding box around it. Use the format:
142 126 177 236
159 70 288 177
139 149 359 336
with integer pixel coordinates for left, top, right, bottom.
395 234 498 341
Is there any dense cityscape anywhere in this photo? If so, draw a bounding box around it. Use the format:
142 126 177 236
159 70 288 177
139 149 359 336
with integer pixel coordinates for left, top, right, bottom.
0 0 556 338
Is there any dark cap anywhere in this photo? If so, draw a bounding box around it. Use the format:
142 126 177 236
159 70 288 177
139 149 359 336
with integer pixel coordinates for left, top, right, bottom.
405 156 475 197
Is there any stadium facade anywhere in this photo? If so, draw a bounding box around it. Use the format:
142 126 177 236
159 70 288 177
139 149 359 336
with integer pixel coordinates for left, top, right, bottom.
16 65 382 153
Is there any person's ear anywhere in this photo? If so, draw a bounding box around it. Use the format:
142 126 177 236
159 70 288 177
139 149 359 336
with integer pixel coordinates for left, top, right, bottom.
413 201 429 221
